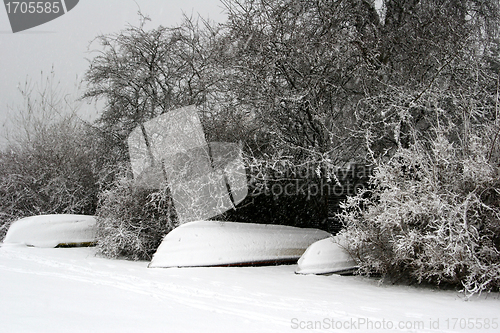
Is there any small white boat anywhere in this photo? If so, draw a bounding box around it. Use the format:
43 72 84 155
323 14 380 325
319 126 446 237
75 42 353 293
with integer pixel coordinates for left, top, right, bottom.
295 236 358 275
2 214 97 248
149 221 331 268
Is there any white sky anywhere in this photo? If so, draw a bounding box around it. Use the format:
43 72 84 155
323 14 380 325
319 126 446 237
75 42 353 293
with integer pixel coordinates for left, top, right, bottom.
0 0 226 147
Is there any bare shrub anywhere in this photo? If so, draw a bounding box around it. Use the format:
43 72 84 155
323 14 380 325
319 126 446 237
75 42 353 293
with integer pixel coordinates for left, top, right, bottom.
0 70 130 243
339 120 500 297
95 175 177 260
0 73 105 239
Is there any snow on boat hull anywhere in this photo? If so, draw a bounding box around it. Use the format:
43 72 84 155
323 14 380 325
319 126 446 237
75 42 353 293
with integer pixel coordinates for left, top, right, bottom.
295 236 358 275
149 221 331 268
2 214 97 248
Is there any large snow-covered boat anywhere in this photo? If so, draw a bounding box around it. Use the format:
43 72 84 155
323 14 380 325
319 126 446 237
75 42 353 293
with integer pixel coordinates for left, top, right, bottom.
149 221 331 268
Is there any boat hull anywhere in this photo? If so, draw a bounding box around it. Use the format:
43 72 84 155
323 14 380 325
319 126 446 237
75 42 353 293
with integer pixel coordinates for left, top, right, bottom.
3 214 96 248
295 236 358 275
149 221 331 268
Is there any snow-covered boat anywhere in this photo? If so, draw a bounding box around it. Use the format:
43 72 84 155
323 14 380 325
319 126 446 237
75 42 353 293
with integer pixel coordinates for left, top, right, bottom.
149 221 331 268
2 214 97 248
295 236 358 275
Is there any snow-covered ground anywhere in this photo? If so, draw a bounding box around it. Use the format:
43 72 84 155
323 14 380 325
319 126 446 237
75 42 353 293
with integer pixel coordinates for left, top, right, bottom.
1 245 499 333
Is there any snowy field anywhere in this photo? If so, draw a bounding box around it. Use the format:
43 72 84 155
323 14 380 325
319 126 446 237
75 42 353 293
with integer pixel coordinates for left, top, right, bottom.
1 245 499 333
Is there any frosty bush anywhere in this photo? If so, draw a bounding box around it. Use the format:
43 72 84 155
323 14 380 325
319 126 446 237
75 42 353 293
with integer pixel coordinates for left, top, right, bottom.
95 175 177 260
0 218 11 243
339 125 500 297
0 72 119 240
0 116 104 242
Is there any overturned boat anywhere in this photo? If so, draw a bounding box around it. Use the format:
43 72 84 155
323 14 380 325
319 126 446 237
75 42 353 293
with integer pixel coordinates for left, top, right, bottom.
149 221 331 268
295 236 358 275
2 214 96 248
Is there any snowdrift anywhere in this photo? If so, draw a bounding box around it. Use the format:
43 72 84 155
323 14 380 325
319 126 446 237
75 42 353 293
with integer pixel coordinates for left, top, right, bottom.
2 214 97 248
295 236 358 275
149 221 331 268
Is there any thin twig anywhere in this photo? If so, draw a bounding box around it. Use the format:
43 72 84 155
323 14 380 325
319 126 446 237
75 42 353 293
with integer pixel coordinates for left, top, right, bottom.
488 73 500 162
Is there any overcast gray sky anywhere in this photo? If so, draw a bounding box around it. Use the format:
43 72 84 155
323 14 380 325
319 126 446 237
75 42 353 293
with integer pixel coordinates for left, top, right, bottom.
0 0 226 147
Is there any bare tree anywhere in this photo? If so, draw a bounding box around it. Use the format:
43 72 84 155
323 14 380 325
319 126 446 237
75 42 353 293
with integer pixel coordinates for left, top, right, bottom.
217 0 500 164
83 13 221 151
